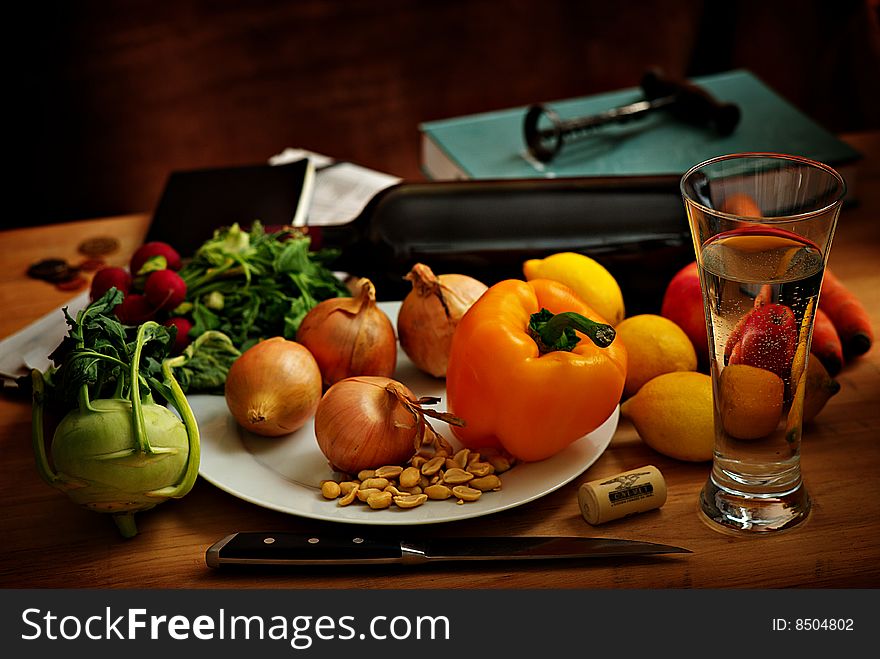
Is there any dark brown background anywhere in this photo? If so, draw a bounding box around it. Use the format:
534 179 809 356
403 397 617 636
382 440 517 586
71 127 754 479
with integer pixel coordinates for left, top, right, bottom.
11 0 880 228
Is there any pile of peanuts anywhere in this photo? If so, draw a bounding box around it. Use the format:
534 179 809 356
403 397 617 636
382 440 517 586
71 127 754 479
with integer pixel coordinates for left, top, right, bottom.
320 444 516 511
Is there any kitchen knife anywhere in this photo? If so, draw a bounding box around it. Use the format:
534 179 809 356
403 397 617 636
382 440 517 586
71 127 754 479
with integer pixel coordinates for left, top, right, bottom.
205 532 690 568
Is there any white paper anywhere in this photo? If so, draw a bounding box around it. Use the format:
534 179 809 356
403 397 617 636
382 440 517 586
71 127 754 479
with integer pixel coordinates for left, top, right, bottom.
0 291 89 377
270 148 400 226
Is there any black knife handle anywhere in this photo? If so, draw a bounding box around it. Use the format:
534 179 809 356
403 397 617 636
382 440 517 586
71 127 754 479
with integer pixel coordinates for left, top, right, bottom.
206 532 403 568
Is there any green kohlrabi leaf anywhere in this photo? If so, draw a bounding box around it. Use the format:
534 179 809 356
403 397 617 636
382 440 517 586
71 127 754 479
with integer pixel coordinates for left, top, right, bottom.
47 289 177 407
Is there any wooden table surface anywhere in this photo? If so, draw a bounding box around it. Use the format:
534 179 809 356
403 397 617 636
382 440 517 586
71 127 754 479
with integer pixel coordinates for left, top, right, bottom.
1 133 878 590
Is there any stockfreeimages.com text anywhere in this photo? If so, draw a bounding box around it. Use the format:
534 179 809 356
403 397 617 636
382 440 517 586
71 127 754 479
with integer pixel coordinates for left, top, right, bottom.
21 607 451 649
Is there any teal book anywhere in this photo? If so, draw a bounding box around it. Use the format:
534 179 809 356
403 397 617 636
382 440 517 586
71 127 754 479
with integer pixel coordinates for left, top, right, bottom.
419 69 861 182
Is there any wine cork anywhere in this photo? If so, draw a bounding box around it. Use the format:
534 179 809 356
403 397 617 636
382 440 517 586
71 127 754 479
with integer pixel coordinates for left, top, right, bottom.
578 465 667 525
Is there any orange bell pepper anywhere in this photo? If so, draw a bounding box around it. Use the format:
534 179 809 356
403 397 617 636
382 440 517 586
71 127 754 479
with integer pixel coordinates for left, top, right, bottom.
445 278 627 462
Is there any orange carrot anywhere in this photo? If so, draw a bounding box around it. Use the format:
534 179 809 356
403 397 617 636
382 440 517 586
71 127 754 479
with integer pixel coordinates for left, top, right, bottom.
810 307 843 375
820 269 873 358
720 192 762 217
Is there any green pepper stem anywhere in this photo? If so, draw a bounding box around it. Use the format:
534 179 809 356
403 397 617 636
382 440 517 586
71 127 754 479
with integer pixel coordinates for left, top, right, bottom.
528 308 616 354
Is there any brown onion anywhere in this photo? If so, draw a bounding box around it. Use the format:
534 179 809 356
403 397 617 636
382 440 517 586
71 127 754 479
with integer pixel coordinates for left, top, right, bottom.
314 376 463 474
296 278 397 388
225 337 322 437
397 263 488 377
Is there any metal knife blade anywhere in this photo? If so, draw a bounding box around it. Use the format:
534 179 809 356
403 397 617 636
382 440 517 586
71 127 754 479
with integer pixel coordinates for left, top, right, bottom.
205 533 690 568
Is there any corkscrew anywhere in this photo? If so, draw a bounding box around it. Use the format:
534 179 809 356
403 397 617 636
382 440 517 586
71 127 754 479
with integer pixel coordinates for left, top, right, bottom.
523 68 741 163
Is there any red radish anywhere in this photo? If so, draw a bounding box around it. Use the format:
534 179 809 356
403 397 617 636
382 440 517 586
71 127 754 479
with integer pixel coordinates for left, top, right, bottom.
130 241 182 275
90 267 132 301
115 294 157 326
144 269 187 312
165 317 193 353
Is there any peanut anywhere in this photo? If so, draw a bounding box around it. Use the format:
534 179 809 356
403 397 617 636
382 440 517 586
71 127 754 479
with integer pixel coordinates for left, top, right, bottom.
394 494 428 509
483 451 514 473
470 475 502 491
467 461 495 477
383 484 408 497
360 477 390 490
375 465 403 479
320 438 512 514
421 456 445 476
452 485 482 502
443 468 474 485
367 491 393 509
339 481 360 495
321 481 341 499
425 484 453 500
356 488 381 502
399 467 421 489
338 488 357 506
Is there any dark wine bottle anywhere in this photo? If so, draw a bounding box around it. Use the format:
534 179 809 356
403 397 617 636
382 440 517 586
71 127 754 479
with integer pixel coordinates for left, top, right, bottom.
307 176 693 314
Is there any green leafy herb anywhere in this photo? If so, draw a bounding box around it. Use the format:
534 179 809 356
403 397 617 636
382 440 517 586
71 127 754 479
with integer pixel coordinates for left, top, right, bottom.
179 222 349 352
159 331 241 397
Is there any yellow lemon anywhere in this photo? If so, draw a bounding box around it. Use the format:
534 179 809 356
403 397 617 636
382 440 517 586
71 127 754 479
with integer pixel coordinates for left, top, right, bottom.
620 371 714 462
523 252 625 325
718 364 784 440
615 314 698 397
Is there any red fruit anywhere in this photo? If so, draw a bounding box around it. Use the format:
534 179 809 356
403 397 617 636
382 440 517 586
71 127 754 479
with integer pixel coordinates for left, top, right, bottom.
89 267 132 301
661 261 709 370
130 241 182 275
725 303 798 378
165 317 193 354
115 294 157 326
144 269 187 312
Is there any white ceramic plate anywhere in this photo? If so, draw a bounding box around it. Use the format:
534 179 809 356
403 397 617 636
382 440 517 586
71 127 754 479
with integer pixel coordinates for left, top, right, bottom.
194 302 619 526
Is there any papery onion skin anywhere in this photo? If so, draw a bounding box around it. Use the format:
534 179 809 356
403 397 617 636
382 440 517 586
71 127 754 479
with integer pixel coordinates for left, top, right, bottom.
297 279 397 387
314 376 421 474
225 337 322 437
397 264 488 377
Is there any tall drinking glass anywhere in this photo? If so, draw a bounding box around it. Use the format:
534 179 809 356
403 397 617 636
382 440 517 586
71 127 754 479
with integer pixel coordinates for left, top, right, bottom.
681 153 845 533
